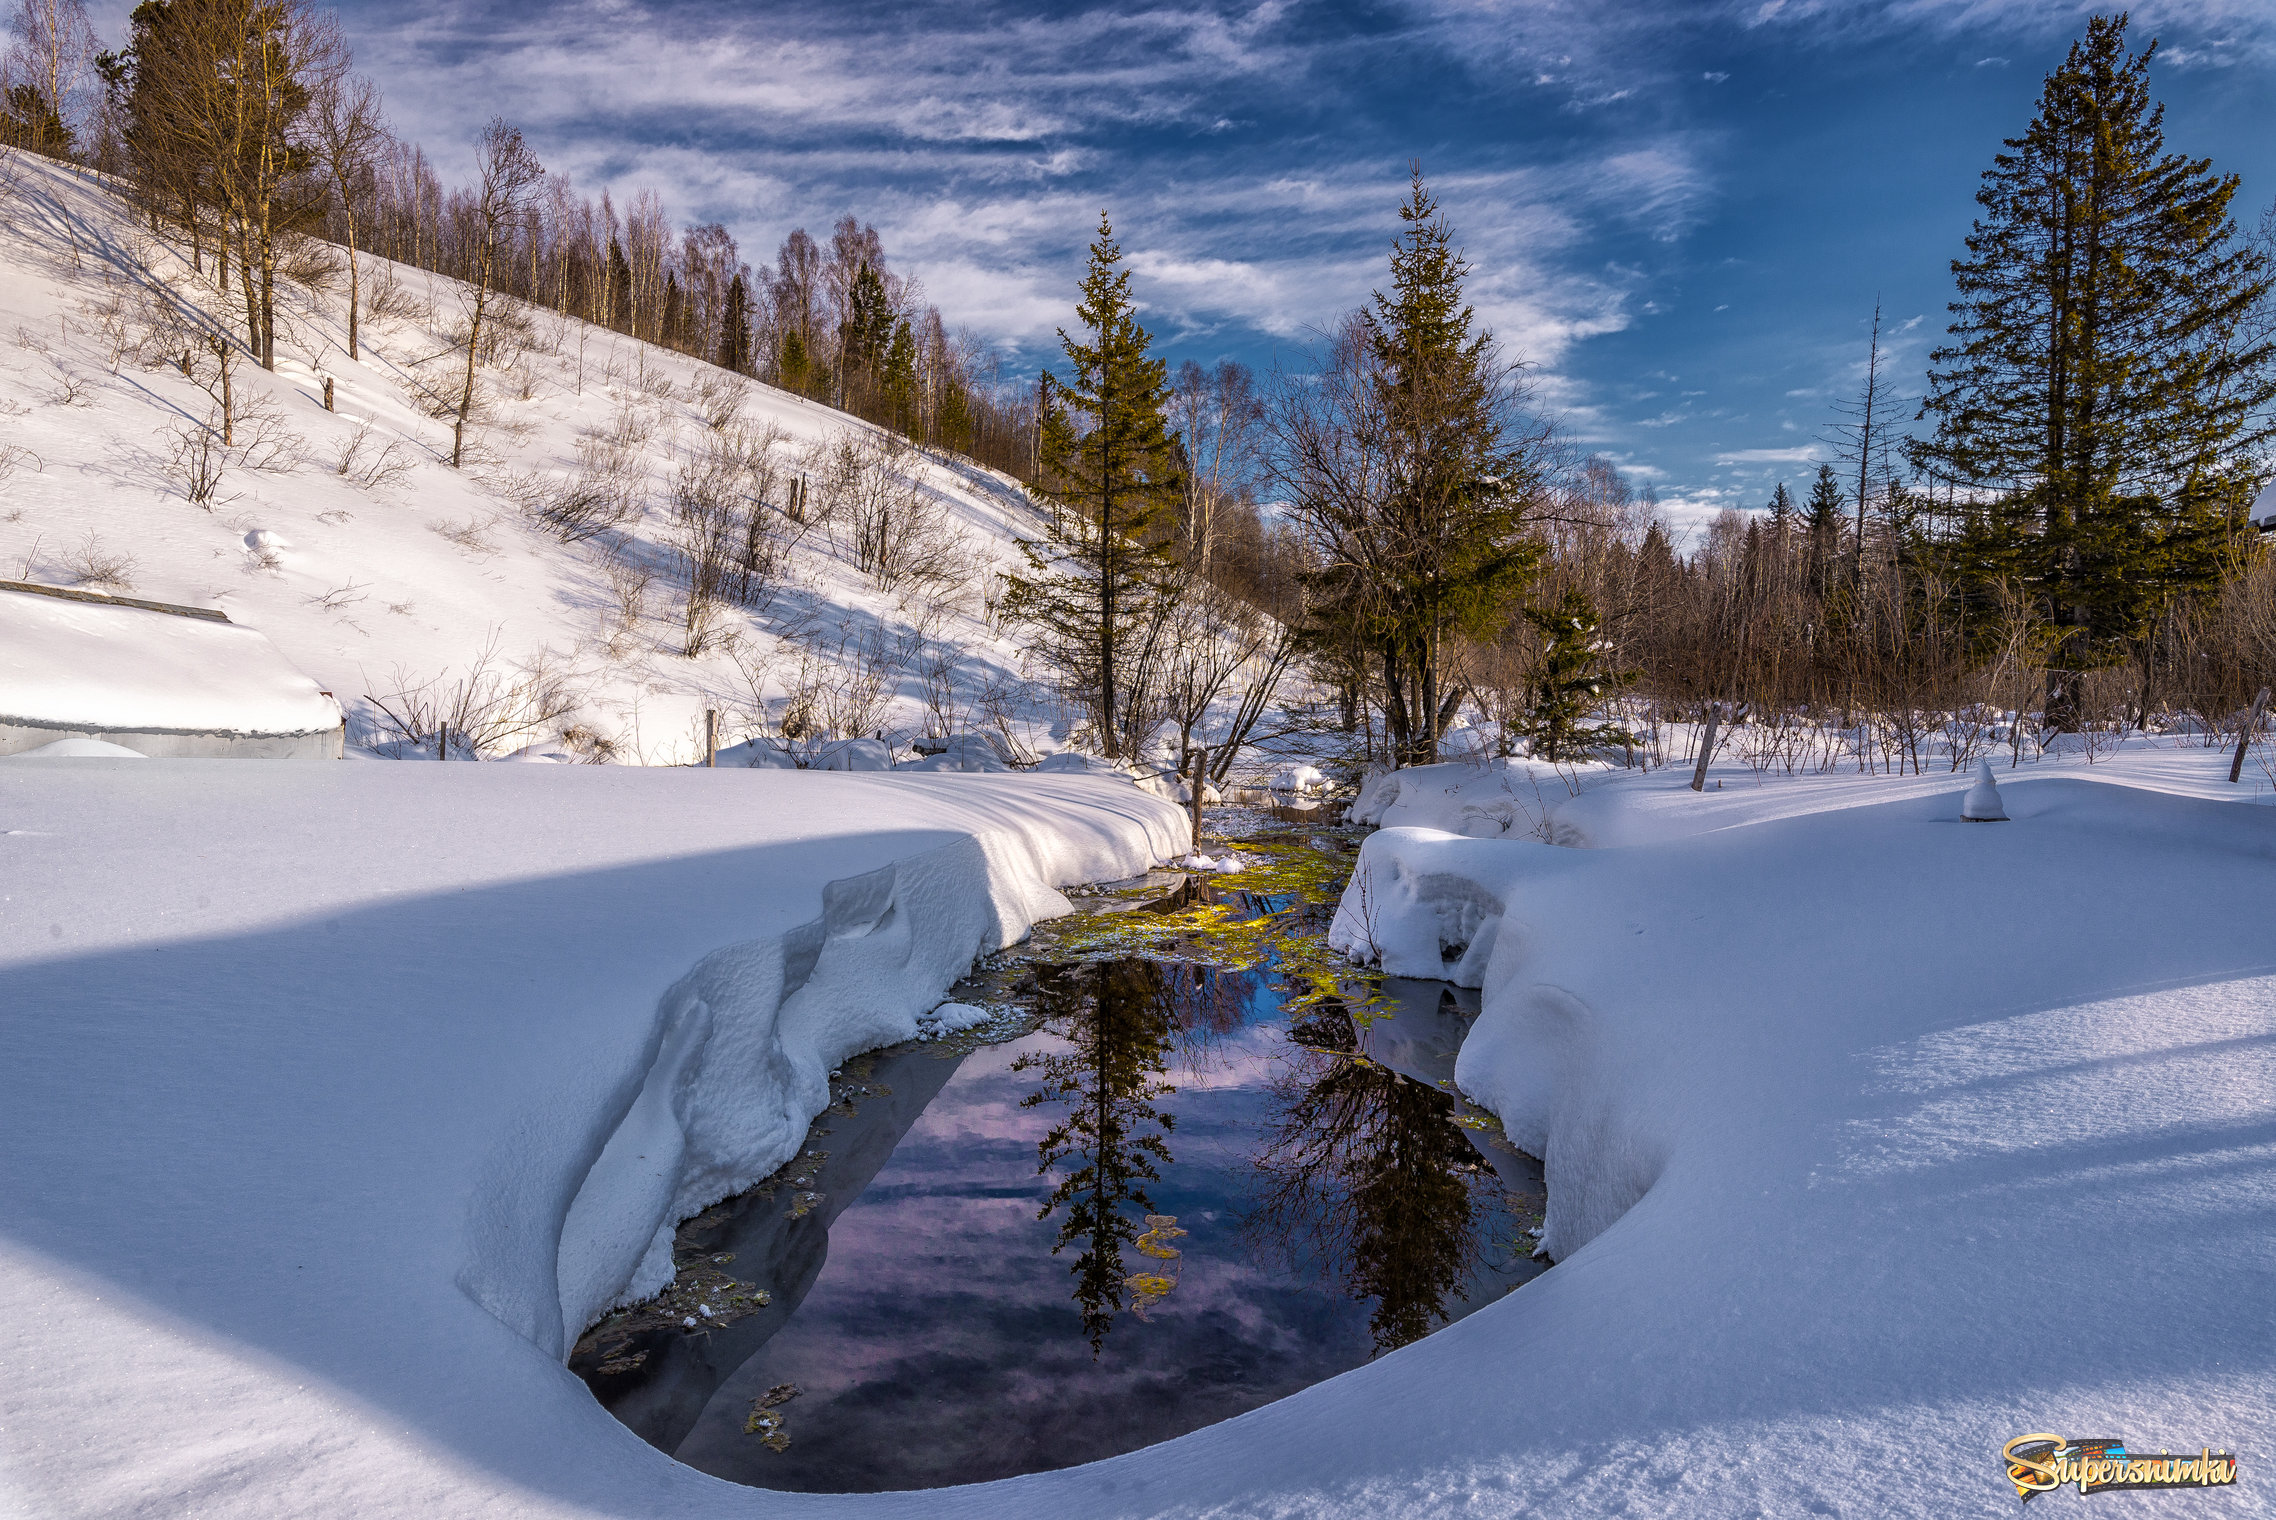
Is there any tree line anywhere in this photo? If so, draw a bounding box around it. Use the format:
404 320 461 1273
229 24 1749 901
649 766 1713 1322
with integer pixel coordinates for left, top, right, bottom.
1012 13 2274 776
0 0 1046 480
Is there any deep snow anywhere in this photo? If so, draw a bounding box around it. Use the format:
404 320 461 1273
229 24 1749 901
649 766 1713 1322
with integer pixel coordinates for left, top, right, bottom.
6 747 2270 1516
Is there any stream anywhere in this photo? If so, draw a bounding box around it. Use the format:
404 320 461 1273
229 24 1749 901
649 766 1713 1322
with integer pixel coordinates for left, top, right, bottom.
571 804 1547 1492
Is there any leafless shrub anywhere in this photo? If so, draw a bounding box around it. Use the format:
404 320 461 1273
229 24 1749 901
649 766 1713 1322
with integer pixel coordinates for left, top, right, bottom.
669 446 746 656
0 442 43 490
276 235 343 293
306 579 368 612
694 371 748 431
362 262 425 322
46 361 90 407
167 408 229 507
600 548 653 655
363 636 583 757
431 515 499 555
522 431 649 543
62 532 135 591
331 421 415 490
230 395 304 475
806 620 917 740
817 429 965 596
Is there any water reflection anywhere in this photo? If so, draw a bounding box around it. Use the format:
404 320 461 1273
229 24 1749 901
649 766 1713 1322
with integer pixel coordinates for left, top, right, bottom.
659 957 1535 1492
1249 999 1486 1353
1015 961 1181 1350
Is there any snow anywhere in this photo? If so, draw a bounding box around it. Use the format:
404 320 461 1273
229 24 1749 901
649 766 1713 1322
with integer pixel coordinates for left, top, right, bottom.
0 154 1084 765
1325 746 2276 1513
1 762 1186 1518
0 585 340 738
1347 756 1622 837
1266 760 1328 794
1 735 146 758
15 745 2265 1515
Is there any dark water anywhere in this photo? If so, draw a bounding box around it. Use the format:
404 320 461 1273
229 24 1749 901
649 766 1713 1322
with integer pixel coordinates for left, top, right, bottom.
622 960 1544 1493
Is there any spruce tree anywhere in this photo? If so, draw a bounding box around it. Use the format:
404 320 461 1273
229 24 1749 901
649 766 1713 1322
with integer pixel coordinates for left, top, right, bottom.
1005 213 1182 759
1916 13 2276 726
880 318 918 434
716 273 751 373
1515 588 1634 762
1803 463 1847 594
1302 168 1540 767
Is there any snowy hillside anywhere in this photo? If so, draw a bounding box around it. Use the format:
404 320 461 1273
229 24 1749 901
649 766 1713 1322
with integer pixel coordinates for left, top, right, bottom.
0 150 1057 765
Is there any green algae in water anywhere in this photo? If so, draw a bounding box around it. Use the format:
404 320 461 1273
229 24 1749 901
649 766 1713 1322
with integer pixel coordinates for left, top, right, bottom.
1033 834 1383 1023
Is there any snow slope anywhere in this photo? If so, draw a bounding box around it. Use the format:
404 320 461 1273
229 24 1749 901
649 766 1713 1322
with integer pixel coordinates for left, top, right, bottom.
0 152 1056 764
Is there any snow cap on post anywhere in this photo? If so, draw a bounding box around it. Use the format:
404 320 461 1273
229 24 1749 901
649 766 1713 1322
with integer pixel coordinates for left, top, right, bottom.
1961 757 2008 822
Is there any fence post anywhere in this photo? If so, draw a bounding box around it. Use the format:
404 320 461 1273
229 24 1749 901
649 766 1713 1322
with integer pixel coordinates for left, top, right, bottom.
2230 687 2269 784
705 709 718 768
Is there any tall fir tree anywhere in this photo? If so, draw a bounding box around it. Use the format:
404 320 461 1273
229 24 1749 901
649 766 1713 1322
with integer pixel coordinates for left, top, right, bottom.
1303 168 1540 767
716 273 751 373
1803 463 1847 595
1915 13 2276 726
1005 213 1182 758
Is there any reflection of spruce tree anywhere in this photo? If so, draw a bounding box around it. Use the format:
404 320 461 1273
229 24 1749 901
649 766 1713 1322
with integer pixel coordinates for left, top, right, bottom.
1249 1003 1479 1352
1017 961 1179 1351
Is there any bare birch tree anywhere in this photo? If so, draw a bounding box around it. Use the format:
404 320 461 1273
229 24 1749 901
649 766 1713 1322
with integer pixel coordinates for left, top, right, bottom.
450 117 541 468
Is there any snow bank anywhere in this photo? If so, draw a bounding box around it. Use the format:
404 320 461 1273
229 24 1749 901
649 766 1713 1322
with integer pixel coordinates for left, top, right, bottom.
1325 747 2276 1513
0 583 340 747
1347 756 1623 836
0 765 1185 1517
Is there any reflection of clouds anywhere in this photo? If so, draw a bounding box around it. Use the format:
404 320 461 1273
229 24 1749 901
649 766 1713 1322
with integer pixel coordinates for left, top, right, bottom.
674 955 1533 1489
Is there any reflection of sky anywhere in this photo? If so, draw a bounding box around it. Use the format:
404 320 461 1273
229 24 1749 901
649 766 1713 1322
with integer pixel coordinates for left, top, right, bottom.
673 1000 1521 1493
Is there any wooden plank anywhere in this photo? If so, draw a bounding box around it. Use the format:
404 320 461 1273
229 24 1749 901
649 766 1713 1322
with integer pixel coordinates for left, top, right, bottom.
0 578 231 623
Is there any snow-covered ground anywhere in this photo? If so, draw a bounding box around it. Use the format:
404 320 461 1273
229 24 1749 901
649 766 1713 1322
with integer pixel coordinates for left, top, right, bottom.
0 760 1186 1517
0 152 1070 764
6 744 2267 1516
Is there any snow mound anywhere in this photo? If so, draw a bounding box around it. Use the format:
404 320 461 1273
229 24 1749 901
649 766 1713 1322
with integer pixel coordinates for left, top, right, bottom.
1348 757 1621 836
811 737 893 771
2 735 148 759
1268 760 1329 794
0 584 340 740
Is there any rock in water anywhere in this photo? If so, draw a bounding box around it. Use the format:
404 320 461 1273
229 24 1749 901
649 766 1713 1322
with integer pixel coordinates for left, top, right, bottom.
1961 757 2008 822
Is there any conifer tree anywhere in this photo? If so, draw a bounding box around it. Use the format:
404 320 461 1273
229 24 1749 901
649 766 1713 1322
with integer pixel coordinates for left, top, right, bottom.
1916 13 2276 727
880 317 918 433
778 326 810 394
1803 463 1847 594
1006 213 1182 759
1328 167 1541 766
716 273 751 373
1515 587 1634 762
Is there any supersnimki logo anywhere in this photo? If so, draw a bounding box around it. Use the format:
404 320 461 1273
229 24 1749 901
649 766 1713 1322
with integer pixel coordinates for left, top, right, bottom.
2004 1435 2239 1501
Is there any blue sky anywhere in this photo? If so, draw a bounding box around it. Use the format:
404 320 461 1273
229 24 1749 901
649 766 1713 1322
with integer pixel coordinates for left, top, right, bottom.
302 0 2274 532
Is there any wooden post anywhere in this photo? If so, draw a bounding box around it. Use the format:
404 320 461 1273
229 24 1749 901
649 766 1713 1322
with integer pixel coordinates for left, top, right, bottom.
1187 745 1207 848
436 724 446 763
322 376 334 412
2230 687 2269 784
705 708 718 768
1689 704 1719 793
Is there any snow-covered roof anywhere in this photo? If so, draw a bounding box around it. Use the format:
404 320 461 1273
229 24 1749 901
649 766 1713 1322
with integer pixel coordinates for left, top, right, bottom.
0 580 341 737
